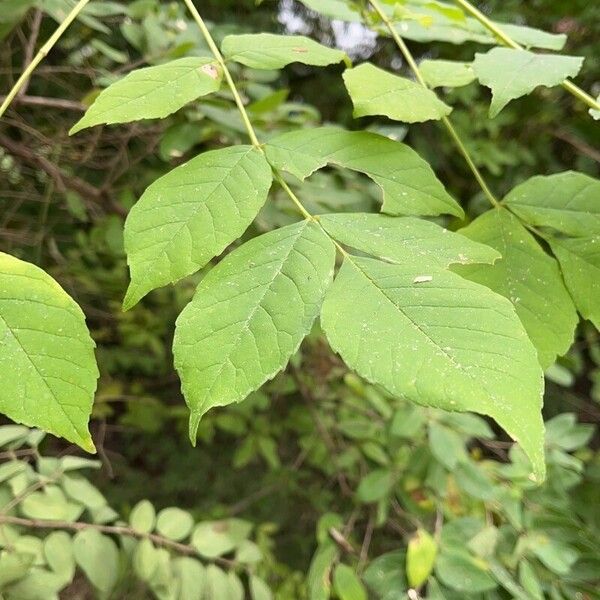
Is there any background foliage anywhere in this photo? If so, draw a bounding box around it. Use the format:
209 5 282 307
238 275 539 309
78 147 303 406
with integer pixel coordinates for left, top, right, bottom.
0 0 599 598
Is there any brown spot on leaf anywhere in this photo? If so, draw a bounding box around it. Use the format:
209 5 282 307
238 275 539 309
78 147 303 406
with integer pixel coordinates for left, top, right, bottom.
201 64 219 79
292 47 308 53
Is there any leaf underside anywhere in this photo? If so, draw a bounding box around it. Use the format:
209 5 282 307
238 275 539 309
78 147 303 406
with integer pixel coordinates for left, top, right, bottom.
173 221 336 440
123 145 273 309
70 57 222 133
503 171 600 237
321 256 545 480
265 127 462 217
456 209 578 369
549 235 600 329
319 213 499 268
343 63 452 123
472 49 583 117
221 33 348 69
0 253 98 451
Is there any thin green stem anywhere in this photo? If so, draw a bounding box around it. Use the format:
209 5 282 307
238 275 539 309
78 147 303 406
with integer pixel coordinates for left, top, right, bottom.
0 0 91 118
441 116 499 208
368 0 500 208
182 0 261 148
274 173 314 221
182 0 340 233
454 0 600 114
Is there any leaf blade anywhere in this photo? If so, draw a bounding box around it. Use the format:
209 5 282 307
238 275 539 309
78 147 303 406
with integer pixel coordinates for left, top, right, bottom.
343 63 452 123
472 49 583 117
455 209 578 368
319 213 499 267
321 256 545 479
265 127 462 217
173 221 335 440
503 171 600 237
70 57 222 133
0 253 98 451
123 145 273 309
221 33 348 69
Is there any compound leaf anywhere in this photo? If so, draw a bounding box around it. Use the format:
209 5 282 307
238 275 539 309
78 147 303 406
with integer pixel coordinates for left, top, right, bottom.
472 49 583 117
174 221 335 440
221 33 349 70
321 256 545 480
0 253 98 452
503 171 600 237
343 63 452 123
548 234 600 329
70 57 222 133
456 209 578 368
319 213 499 267
265 127 461 217
123 146 273 309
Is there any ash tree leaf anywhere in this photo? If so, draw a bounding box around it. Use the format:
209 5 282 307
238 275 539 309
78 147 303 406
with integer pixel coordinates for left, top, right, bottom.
548 234 600 329
455 209 578 368
265 127 462 217
319 213 499 267
70 57 222 133
472 48 584 117
321 256 545 480
0 253 98 452
123 146 273 309
503 171 600 237
420 59 476 88
221 33 349 70
343 63 452 123
174 221 335 440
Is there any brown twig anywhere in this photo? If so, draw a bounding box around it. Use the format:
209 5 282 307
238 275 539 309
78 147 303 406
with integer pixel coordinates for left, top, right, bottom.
0 514 201 558
0 94 85 111
0 134 126 216
16 9 43 100
553 129 600 164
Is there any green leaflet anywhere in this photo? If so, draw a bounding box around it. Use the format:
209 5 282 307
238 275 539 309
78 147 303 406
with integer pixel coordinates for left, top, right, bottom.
343 63 452 123
70 57 222 133
319 213 499 267
0 253 98 452
420 59 475 88
472 49 584 117
321 256 545 480
503 171 600 237
548 235 600 329
264 127 462 217
123 146 273 309
297 0 565 50
173 221 335 441
221 33 349 70
455 209 578 369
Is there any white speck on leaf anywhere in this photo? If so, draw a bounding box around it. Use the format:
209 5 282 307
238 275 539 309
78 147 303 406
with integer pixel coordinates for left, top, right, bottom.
413 275 433 284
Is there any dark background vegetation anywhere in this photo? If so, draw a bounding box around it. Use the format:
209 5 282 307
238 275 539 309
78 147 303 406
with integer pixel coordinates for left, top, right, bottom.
1 1 599 598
